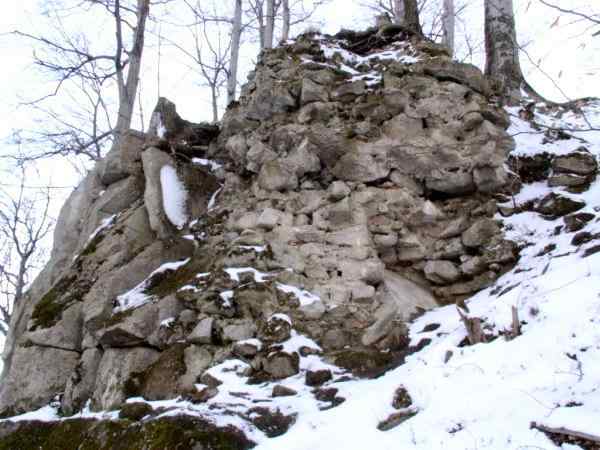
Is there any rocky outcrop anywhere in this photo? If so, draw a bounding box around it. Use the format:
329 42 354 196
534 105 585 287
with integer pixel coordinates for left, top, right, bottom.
0 25 520 442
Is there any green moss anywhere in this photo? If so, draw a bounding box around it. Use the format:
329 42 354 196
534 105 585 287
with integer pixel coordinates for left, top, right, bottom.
0 416 255 450
29 275 77 330
145 259 198 298
80 232 104 256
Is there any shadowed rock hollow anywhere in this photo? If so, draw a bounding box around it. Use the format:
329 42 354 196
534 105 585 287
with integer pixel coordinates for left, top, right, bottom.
0 25 519 445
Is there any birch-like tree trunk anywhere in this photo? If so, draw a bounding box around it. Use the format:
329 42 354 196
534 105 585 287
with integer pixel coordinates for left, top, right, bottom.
228 0 243 104
442 0 455 55
484 0 524 105
264 0 275 49
281 0 290 42
114 0 151 136
393 0 405 24
403 0 423 35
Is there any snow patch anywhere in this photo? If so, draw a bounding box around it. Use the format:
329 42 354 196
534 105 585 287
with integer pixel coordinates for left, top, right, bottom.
160 165 188 229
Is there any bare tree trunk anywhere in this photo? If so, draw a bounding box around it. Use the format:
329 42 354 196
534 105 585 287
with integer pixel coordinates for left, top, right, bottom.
403 0 423 35
484 0 524 105
264 0 275 49
442 0 455 55
114 0 151 136
228 0 243 104
281 0 290 42
393 0 405 24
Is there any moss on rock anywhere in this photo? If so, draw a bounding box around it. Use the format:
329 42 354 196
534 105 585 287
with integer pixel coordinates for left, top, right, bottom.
0 415 254 450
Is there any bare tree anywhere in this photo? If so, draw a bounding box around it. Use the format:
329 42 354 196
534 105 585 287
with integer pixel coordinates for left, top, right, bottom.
403 0 423 34
229 0 244 104
169 1 232 122
442 0 455 54
484 0 528 105
11 0 152 163
538 0 600 37
264 0 276 49
0 172 53 337
281 0 291 41
393 0 405 24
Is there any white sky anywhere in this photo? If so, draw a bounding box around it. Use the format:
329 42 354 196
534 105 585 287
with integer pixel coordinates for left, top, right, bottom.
0 0 598 196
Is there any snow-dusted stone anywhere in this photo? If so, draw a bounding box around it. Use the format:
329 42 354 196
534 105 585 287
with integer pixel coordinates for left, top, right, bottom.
552 151 597 175
233 339 262 358
424 260 461 284
461 218 501 248
261 315 292 343
535 193 586 219
97 303 158 348
187 317 214 345
92 347 160 411
0 346 79 416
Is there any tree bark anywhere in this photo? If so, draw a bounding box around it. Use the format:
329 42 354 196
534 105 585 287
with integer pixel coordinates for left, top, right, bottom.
403 0 423 35
264 0 275 49
227 0 243 104
114 0 150 137
393 0 405 24
442 0 455 55
484 0 524 105
281 0 290 42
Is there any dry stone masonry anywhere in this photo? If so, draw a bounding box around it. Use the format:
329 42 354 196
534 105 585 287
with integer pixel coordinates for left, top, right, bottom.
0 25 521 446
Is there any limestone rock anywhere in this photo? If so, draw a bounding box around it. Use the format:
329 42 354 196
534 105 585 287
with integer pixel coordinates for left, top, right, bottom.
424 260 461 284
258 160 298 192
262 351 300 379
552 151 597 175
92 347 160 410
462 219 501 248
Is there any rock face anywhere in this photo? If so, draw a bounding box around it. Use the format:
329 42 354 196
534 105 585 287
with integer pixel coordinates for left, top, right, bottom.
0 26 518 435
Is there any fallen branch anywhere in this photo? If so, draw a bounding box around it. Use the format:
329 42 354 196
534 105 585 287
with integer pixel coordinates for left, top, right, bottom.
457 307 486 345
531 421 600 445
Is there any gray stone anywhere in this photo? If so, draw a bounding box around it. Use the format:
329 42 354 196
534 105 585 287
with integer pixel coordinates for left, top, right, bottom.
221 319 257 343
25 303 82 352
460 256 487 276
180 345 213 390
92 347 160 411
258 160 299 191
301 78 329 105
61 348 102 415
263 351 300 379
246 141 277 173
99 146 129 186
187 317 214 345
462 219 501 248
328 181 351 201
97 303 158 348
282 140 321 176
424 260 461 284
552 152 597 175
0 346 79 415
332 80 366 101
426 170 475 195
